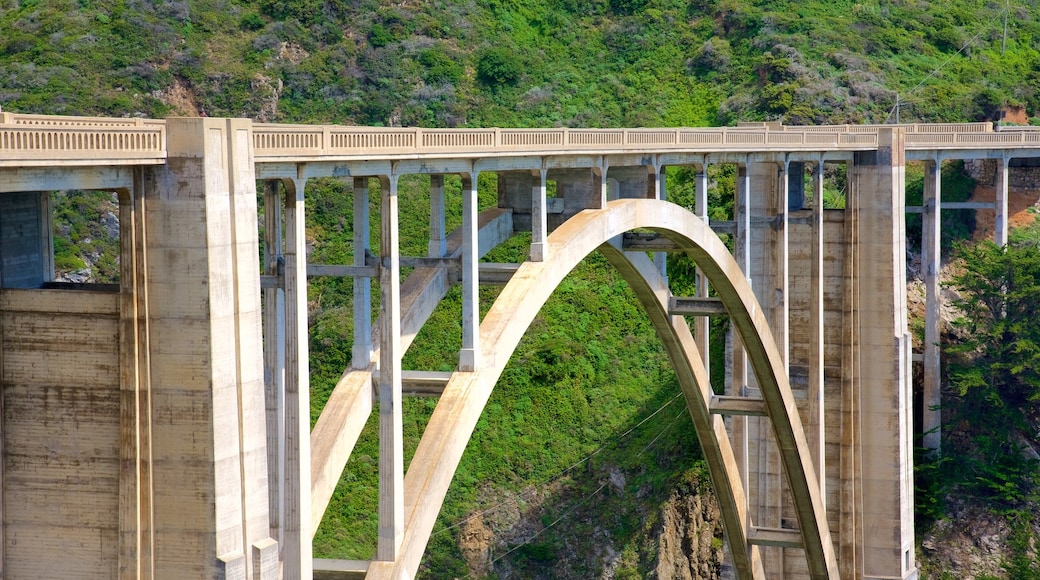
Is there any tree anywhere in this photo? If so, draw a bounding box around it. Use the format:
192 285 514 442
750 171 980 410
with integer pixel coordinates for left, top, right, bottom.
943 239 1040 506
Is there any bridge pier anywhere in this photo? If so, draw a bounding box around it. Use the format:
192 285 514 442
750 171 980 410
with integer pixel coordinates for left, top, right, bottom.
141 118 279 578
848 129 916 579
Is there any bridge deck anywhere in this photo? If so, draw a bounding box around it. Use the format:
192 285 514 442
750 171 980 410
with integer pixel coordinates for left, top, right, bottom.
5 113 1040 169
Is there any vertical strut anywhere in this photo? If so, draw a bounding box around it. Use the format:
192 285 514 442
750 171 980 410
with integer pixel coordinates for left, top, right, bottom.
353 177 373 370
283 176 312 579
460 173 480 371
377 175 404 560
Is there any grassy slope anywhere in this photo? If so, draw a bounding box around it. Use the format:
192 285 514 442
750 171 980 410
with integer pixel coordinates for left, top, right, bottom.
6 0 1040 575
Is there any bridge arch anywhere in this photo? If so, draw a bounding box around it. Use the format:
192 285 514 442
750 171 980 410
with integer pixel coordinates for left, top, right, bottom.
365 198 837 579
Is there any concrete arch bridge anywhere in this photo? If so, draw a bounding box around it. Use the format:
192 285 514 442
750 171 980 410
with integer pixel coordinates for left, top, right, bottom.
1 114 1036 579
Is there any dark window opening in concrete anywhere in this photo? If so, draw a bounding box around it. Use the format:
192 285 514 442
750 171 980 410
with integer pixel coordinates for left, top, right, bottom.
0 190 120 289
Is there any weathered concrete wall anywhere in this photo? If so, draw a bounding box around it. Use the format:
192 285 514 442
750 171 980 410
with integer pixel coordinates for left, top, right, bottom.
0 288 120 578
0 191 51 288
965 157 1040 189
785 211 848 578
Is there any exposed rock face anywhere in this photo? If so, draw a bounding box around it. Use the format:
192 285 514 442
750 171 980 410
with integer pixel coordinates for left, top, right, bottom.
458 471 724 579
459 515 494 578
920 504 1011 579
652 484 724 579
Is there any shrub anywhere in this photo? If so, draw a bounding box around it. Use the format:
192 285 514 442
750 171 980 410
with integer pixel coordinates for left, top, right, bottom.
476 46 523 86
418 46 463 83
239 12 265 31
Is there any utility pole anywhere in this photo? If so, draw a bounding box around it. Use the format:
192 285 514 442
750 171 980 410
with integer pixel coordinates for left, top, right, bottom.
1003 0 1009 55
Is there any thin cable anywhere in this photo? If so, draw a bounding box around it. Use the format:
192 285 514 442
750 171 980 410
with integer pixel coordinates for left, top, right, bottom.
637 409 688 457
490 405 689 564
432 391 684 537
886 5 1010 123
488 482 609 566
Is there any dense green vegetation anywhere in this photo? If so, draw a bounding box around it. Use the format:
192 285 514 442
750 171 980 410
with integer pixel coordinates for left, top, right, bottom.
4 0 1040 127
915 223 1040 576
7 0 1040 575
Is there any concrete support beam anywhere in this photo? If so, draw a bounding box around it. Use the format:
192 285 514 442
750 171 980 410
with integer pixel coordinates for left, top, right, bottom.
284 175 312 580
309 209 515 531
995 156 1009 246
668 296 726 316
117 176 152 580
732 164 751 511
377 175 404 561
749 527 803 549
428 175 446 258
808 161 826 501
352 178 373 369
747 159 785 572
459 173 480 372
141 118 276 579
839 159 860 580
695 166 710 375
531 169 548 262
851 128 916 579
710 395 768 416
313 559 368 580
262 181 286 551
922 160 942 452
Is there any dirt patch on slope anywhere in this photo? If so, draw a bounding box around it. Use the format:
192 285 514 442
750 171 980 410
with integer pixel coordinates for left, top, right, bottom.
970 184 1040 241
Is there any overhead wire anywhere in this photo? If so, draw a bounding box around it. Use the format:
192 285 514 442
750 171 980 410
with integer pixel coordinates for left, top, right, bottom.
885 4 1011 123
432 391 685 538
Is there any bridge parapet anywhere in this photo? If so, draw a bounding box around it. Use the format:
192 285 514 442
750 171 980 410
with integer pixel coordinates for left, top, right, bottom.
5 114 1040 169
0 113 166 166
250 124 885 160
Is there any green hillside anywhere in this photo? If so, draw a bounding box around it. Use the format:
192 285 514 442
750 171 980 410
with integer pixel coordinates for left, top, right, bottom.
5 0 1040 576
4 0 1040 126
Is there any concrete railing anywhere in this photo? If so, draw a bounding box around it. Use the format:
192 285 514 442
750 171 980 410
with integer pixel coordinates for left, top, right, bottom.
739 121 993 134
4 113 1040 167
1 112 166 128
250 125 893 158
1 113 167 164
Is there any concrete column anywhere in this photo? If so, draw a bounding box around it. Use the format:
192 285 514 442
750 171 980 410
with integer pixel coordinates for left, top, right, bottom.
117 175 153 580
922 160 942 452
262 180 286 549
531 169 548 262
595 162 609 209
284 174 312 580
839 160 860 580
428 175 447 257
839 160 860 579
995 156 1009 246
777 161 790 371
377 175 404 560
732 164 751 510
694 166 710 374
142 118 276 579
459 173 480 371
353 177 373 369
851 128 916 579
808 161 826 499
748 160 784 572
653 166 667 281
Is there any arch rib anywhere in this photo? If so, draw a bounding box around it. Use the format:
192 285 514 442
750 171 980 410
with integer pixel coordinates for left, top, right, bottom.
365 198 837 579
